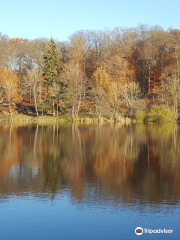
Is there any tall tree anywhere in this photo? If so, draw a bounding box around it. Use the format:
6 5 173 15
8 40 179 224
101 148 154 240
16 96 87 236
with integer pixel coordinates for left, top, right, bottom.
43 38 61 89
22 69 42 117
60 61 84 117
92 66 111 118
0 67 20 118
43 38 61 115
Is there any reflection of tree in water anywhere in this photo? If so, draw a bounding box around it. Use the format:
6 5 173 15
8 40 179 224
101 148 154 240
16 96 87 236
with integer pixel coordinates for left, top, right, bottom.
43 153 61 194
0 123 180 206
132 123 180 204
0 124 22 177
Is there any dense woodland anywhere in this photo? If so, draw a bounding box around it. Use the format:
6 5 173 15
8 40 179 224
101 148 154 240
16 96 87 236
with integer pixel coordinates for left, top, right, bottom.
0 24 180 120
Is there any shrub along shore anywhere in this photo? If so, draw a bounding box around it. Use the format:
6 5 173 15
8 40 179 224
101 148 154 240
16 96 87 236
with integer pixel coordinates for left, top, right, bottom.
0 105 178 123
0 114 132 124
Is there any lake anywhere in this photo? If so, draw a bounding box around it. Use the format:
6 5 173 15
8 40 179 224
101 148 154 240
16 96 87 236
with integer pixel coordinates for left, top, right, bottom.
0 122 179 239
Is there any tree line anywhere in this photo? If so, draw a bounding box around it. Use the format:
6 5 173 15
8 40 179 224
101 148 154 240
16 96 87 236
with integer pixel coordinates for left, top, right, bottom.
0 24 180 119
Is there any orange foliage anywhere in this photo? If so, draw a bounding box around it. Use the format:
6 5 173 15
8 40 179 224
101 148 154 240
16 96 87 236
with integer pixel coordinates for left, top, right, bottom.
0 127 22 177
125 57 136 82
102 55 124 84
0 67 21 107
10 38 28 44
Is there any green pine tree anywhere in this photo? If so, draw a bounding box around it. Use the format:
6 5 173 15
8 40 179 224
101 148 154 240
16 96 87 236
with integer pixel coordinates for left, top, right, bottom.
43 38 61 89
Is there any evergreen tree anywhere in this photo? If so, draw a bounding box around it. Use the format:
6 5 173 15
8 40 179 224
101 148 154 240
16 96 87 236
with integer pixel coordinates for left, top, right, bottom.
43 38 61 89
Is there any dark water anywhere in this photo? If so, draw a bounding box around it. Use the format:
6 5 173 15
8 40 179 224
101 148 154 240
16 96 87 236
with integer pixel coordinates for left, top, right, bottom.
0 123 179 240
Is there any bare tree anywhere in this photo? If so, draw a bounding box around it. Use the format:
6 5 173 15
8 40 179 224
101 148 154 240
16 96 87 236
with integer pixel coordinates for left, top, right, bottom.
61 61 85 117
22 69 42 117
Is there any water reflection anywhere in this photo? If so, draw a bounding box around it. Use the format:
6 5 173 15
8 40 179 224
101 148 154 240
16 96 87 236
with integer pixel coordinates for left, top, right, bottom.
0 123 180 207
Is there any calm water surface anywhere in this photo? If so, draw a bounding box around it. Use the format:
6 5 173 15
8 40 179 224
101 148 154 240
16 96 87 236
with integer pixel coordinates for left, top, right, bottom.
0 123 180 240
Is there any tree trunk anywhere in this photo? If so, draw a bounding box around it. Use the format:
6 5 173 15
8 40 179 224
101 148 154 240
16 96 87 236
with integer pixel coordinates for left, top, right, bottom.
148 66 151 95
75 93 82 117
113 108 117 121
34 87 38 117
72 106 75 118
30 87 32 103
8 95 12 120
52 100 55 116
56 98 59 117
124 62 129 107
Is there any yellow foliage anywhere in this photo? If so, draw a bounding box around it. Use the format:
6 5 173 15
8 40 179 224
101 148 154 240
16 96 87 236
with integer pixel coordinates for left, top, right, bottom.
92 66 111 94
136 110 147 121
148 105 175 122
102 55 124 84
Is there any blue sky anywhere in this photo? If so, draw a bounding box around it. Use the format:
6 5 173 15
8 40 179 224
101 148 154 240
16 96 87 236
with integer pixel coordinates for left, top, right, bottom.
0 0 180 41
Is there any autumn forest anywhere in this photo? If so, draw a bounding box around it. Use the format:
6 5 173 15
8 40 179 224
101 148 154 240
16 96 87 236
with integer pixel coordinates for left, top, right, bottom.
0 24 180 121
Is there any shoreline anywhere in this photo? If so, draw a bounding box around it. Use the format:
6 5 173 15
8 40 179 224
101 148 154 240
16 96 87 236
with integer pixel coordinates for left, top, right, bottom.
0 113 178 124
0 113 132 124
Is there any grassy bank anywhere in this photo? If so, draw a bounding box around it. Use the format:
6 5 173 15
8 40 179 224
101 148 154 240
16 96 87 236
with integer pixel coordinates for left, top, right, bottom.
1 105 178 124
0 113 132 124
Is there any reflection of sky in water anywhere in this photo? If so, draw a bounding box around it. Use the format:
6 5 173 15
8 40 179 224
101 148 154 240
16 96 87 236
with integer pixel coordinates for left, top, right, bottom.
9 162 39 178
0 195 179 240
9 164 20 175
